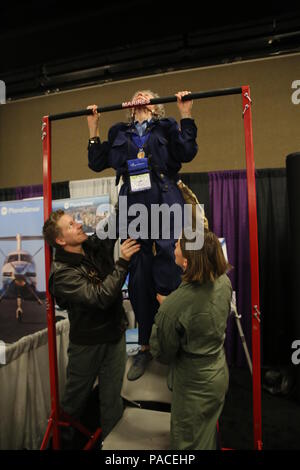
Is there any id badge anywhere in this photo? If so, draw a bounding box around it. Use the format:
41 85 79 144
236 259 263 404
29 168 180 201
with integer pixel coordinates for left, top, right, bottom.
130 172 151 192
127 158 152 193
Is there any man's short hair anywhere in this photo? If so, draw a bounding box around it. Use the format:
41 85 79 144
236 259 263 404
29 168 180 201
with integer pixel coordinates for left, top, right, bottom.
42 209 65 248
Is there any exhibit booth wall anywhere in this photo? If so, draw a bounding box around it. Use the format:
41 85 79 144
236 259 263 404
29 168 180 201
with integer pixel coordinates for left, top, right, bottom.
0 53 300 189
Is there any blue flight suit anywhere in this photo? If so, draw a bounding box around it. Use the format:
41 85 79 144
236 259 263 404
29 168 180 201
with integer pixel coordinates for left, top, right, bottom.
88 117 198 344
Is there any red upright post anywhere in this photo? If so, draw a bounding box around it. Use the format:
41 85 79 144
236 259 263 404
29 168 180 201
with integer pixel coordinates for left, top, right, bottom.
41 116 61 449
40 116 102 450
242 86 263 450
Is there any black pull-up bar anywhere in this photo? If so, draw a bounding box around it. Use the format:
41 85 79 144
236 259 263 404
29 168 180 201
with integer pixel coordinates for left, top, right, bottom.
48 87 243 121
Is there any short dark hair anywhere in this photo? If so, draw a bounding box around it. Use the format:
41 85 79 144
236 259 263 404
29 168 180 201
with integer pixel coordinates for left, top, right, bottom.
42 209 65 248
180 230 231 284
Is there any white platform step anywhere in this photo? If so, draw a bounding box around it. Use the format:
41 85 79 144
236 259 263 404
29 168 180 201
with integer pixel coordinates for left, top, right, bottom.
102 407 171 450
121 356 172 404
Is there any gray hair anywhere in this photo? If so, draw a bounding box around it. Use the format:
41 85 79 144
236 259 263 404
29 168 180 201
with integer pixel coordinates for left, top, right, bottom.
126 89 165 123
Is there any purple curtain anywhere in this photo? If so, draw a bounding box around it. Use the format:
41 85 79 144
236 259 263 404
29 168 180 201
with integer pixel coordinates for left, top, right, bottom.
14 182 70 200
209 170 251 367
15 184 43 200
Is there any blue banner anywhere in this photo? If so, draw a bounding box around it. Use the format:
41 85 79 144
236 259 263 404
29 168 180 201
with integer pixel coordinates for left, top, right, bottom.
0 194 110 342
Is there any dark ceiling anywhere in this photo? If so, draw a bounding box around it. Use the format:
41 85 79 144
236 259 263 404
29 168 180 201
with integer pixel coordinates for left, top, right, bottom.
1 1 300 100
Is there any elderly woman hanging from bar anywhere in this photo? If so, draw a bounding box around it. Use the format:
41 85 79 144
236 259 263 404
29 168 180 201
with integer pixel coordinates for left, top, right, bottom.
86 89 207 381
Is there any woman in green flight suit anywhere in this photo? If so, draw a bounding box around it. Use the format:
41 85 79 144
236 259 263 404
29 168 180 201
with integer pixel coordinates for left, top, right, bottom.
150 230 232 450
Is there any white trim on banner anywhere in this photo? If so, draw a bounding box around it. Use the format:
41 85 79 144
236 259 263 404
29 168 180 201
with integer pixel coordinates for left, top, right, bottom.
0 319 69 449
69 176 120 206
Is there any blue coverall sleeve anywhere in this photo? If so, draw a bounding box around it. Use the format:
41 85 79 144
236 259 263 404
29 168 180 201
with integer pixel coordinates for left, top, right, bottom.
87 123 123 172
88 140 111 172
167 118 198 163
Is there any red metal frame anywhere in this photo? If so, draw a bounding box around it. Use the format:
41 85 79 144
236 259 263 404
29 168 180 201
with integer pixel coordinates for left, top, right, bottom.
41 116 61 449
41 116 102 450
242 87 262 450
41 86 262 450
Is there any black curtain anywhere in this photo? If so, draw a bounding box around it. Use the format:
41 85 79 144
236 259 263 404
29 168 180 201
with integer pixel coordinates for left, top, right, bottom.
256 168 291 366
0 187 17 201
52 181 70 199
286 153 300 401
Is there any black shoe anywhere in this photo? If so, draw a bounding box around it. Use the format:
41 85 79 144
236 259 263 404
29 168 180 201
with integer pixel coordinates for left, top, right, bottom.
127 350 152 381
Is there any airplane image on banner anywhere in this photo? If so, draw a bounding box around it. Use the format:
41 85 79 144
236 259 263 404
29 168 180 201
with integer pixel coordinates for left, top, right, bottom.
0 233 44 321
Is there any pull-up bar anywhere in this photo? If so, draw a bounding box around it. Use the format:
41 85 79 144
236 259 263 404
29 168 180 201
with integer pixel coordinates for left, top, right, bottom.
48 87 243 121
42 85 262 450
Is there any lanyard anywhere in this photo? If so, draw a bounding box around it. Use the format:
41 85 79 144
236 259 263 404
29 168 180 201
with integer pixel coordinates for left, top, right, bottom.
132 131 150 159
132 132 150 150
